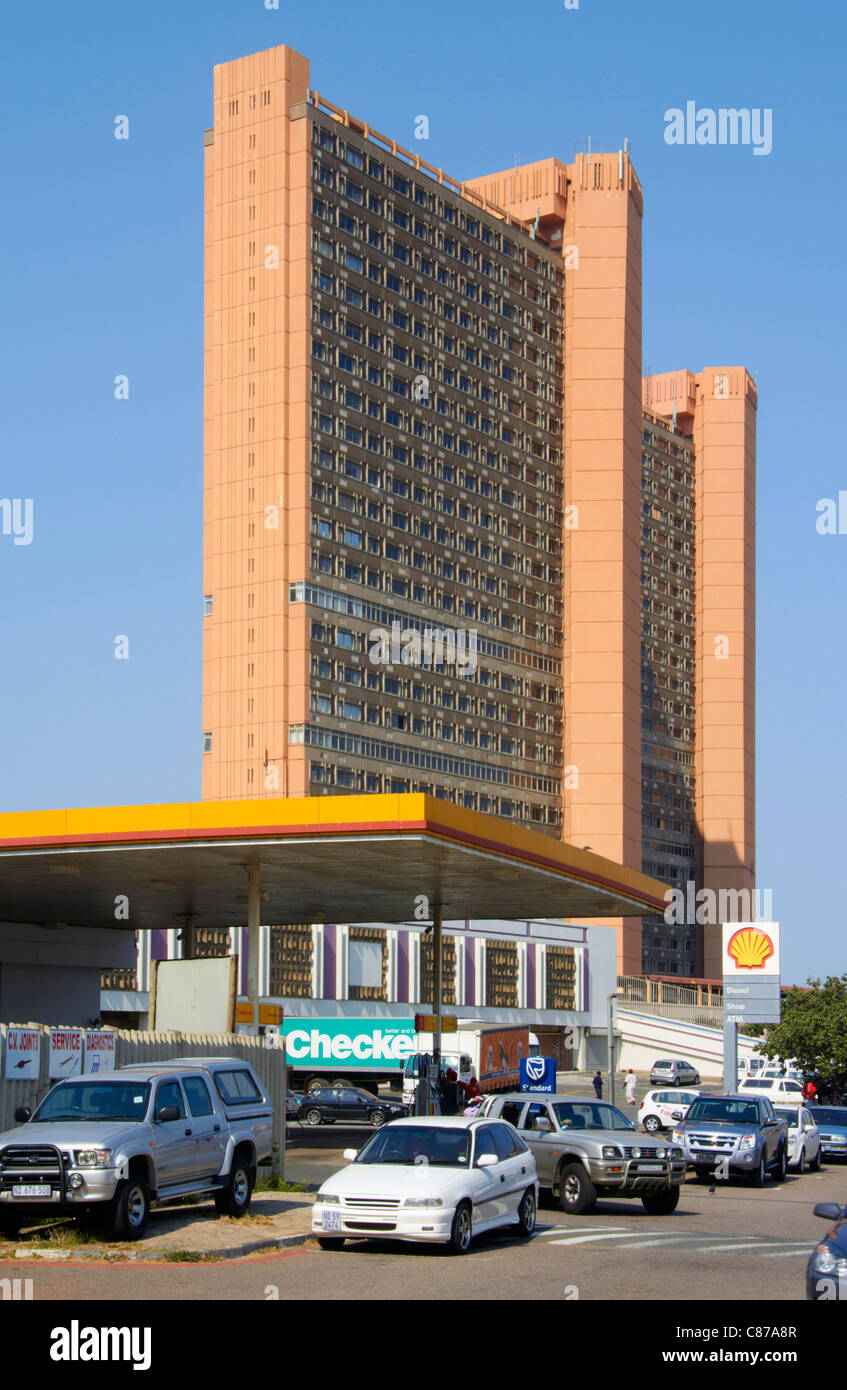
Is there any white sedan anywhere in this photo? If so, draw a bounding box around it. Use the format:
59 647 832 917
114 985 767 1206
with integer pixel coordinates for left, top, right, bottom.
774 1106 822 1174
311 1115 539 1254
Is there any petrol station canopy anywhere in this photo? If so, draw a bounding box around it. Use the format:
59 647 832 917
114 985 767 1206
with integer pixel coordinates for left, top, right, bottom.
0 794 666 930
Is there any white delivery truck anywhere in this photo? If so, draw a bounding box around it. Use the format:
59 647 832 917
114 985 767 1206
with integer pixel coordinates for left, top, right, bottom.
402 1023 540 1108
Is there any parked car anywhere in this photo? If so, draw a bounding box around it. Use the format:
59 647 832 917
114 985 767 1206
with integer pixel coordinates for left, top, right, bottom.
806 1199 847 1300
286 1089 302 1121
299 1085 406 1128
808 1107 847 1161
639 1088 701 1134
738 1055 766 1080
481 1092 685 1215
649 1059 700 1087
737 1076 806 1105
311 1115 538 1254
773 1106 822 1174
671 1093 788 1185
0 1058 273 1241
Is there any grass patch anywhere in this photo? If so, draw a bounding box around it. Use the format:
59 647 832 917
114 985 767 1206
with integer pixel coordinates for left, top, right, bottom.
255 1176 308 1193
163 1250 205 1262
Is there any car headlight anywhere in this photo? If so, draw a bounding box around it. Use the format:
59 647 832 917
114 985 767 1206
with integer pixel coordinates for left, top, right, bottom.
73 1149 112 1168
602 1146 622 1160
812 1245 838 1274
317 1192 340 1204
403 1197 445 1208
737 1134 756 1151
671 1129 684 1144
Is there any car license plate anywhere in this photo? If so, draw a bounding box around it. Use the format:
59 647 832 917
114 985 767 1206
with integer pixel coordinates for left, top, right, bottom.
321 1209 341 1231
11 1184 51 1198
638 1164 663 1173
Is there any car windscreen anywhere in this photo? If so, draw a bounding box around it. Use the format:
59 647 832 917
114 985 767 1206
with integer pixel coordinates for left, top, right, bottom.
551 1102 634 1131
685 1099 760 1124
773 1108 799 1125
810 1108 847 1126
354 1125 471 1166
34 1081 151 1122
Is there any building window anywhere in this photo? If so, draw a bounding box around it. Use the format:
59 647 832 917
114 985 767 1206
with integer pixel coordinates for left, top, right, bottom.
202 732 212 754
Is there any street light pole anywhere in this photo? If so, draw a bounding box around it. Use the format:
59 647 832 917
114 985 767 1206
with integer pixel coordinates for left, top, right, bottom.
607 991 618 1106
432 904 443 1115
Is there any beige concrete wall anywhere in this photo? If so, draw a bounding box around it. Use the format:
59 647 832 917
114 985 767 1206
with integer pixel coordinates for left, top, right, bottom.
203 45 312 801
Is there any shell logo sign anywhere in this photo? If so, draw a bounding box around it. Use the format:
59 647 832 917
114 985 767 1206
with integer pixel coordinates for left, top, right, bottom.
726 926 775 970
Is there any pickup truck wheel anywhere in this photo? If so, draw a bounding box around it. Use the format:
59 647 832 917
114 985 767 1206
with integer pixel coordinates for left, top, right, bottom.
108 1178 150 1240
304 1107 323 1126
447 1201 473 1255
751 1154 767 1187
514 1187 537 1237
214 1162 254 1218
557 1162 597 1215
642 1186 680 1215
772 1145 787 1184
643 1115 661 1134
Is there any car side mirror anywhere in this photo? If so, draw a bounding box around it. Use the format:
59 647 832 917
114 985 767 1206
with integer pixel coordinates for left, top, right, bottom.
670 1111 683 1121
155 1105 180 1123
477 1153 498 1167
14 1107 31 1124
343 1148 358 1162
532 1117 552 1131
813 1203 845 1221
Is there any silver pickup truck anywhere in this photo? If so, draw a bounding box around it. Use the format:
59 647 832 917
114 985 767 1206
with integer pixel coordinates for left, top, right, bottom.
0 1058 273 1241
482 1092 686 1215
670 1093 789 1184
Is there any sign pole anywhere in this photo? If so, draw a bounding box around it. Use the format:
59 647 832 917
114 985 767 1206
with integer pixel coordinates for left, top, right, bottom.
432 904 442 1115
723 1016 738 1094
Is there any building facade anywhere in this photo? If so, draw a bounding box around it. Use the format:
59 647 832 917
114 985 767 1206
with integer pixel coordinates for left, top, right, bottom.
200 43 755 977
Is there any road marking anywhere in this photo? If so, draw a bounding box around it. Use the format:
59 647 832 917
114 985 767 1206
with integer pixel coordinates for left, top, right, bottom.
548 1231 665 1246
535 1226 629 1239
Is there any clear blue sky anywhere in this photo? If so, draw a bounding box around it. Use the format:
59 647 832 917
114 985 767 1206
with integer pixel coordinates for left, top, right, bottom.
1 0 844 986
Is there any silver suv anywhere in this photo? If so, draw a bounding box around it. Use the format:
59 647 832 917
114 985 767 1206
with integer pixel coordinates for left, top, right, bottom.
0 1058 273 1241
482 1093 686 1215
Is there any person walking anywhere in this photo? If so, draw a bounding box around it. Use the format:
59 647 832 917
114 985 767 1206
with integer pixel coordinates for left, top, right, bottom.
592 1069 603 1099
625 1068 637 1107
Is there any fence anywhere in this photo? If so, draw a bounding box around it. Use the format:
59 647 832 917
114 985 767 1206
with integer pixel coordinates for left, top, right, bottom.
617 975 724 1029
0 1024 287 1175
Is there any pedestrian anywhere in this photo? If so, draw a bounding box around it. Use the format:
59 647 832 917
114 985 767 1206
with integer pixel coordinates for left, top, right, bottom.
802 1078 817 1106
465 1075 482 1103
592 1069 603 1099
625 1068 637 1106
441 1067 459 1116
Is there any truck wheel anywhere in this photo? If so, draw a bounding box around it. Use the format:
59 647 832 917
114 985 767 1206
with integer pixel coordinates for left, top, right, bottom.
513 1187 537 1238
108 1177 150 1240
305 1077 329 1094
772 1145 787 1184
214 1160 254 1218
751 1154 767 1187
642 1187 680 1215
447 1201 473 1255
304 1107 323 1126
643 1115 661 1133
557 1162 597 1215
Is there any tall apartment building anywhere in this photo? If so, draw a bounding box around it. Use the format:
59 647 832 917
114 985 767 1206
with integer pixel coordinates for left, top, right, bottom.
201 43 755 978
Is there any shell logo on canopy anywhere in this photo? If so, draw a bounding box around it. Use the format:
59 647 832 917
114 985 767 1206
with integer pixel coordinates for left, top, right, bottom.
726 926 775 970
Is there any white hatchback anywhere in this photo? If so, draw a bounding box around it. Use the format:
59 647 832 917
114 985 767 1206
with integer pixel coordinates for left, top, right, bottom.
311 1115 539 1254
638 1088 701 1133
773 1106 822 1174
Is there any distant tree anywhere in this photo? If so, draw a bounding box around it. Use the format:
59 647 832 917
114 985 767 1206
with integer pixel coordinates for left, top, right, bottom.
758 976 847 1095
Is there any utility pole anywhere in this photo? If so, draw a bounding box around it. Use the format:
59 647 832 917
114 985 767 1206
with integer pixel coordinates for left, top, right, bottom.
431 903 443 1115
607 991 618 1105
